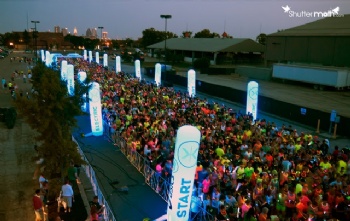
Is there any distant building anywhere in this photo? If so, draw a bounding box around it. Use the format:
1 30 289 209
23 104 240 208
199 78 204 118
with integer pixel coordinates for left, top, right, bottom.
54 26 60 33
62 28 68 37
86 28 97 39
265 14 350 67
86 28 92 37
147 38 265 65
73 27 78 36
11 31 73 50
102 31 108 40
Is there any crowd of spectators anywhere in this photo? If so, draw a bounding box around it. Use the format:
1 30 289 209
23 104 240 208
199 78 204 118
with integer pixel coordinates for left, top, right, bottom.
59 57 350 221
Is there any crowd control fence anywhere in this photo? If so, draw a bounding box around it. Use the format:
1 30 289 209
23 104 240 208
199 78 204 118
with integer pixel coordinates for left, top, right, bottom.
102 121 215 221
73 136 117 221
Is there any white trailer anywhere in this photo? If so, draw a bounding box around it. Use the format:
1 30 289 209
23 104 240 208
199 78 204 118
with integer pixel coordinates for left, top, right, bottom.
272 63 350 89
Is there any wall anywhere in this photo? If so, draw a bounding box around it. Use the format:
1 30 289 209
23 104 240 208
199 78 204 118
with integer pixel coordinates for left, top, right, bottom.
235 66 272 80
265 36 350 67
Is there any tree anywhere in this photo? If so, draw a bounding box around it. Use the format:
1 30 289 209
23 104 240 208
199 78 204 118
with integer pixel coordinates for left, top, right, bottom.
141 28 178 47
125 38 134 48
84 38 99 50
12 32 21 44
181 31 192 38
222 32 233 38
64 34 85 48
193 57 210 73
163 31 178 40
2 32 20 47
256 33 267 45
14 63 89 179
110 39 120 49
22 30 31 49
141 28 163 47
194 29 220 38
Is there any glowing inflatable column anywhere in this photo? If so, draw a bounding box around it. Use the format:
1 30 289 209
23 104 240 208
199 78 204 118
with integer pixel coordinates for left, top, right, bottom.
89 51 93 63
135 60 141 80
45 51 51 67
116 56 121 73
95 52 99 64
103 54 108 67
83 50 87 60
155 63 162 86
41 50 45 62
61 60 68 80
78 71 87 112
187 69 196 98
167 125 200 221
89 82 103 136
67 64 75 96
246 81 259 120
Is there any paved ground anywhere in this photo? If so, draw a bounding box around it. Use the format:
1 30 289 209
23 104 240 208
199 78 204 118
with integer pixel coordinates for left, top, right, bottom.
0 53 88 221
0 53 40 221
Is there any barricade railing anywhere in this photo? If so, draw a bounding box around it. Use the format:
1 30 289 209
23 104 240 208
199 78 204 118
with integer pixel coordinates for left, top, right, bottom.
73 136 117 221
102 121 215 221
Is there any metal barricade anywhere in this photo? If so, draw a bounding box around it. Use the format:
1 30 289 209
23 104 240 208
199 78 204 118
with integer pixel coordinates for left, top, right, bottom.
102 123 215 221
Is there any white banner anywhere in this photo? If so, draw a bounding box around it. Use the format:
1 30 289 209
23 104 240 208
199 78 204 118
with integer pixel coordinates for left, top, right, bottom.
187 69 196 98
246 81 259 120
61 60 68 81
95 52 99 64
116 56 121 73
89 51 93 63
103 54 108 67
78 71 87 112
167 125 200 221
67 64 75 96
89 82 103 136
41 50 45 62
135 60 141 80
83 50 87 60
155 63 161 86
45 51 51 67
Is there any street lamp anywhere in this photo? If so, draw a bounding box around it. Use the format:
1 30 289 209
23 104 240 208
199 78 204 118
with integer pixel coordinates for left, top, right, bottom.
160 14 172 84
98 26 104 49
31 20 40 61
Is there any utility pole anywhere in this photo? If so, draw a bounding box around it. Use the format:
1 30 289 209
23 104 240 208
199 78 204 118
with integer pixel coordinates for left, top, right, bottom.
31 20 40 61
160 15 172 84
98 26 104 49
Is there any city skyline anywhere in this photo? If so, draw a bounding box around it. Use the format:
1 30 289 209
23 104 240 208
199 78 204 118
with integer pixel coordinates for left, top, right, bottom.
1 0 350 40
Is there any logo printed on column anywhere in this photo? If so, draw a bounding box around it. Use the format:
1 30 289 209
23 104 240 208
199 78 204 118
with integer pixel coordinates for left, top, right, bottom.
177 141 199 168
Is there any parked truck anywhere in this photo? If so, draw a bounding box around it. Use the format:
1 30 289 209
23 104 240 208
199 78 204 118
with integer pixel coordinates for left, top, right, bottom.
272 63 350 90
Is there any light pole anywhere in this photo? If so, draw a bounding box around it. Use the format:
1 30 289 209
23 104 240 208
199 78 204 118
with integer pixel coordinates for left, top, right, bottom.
160 14 172 84
98 26 104 49
31 20 40 61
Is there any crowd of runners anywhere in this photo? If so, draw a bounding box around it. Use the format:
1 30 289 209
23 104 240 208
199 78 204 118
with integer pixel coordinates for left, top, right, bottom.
47 57 350 221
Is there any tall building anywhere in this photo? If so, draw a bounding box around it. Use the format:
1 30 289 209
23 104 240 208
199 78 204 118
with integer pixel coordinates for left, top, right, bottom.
102 31 108 40
62 28 68 36
86 28 97 39
54 26 60 33
86 28 92 37
91 28 97 38
73 27 78 36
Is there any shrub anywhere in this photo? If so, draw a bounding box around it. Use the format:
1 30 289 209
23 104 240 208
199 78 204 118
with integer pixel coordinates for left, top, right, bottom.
4 107 17 129
193 57 210 73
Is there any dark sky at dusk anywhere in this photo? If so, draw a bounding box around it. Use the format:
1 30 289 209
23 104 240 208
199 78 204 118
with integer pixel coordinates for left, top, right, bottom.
1 0 349 40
